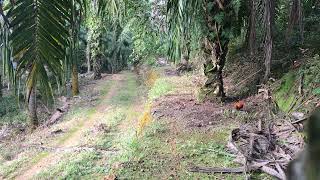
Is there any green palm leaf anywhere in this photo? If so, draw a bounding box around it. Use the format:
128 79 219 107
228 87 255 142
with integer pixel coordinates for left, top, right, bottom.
9 0 72 103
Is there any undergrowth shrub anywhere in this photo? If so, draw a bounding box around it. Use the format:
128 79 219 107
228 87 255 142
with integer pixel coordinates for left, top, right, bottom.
0 96 27 126
302 54 320 95
0 96 19 116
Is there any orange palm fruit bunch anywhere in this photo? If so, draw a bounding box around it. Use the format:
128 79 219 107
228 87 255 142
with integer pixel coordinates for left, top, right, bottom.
234 100 245 110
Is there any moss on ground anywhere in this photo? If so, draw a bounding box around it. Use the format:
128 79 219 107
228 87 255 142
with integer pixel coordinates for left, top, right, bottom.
274 72 299 112
274 55 320 113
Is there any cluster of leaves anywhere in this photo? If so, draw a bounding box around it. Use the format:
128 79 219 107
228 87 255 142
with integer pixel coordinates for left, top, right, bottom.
126 0 168 66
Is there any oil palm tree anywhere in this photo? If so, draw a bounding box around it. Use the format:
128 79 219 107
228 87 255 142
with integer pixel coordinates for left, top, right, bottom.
103 24 132 73
167 0 245 101
85 0 125 79
7 0 86 128
6 0 126 128
69 0 83 96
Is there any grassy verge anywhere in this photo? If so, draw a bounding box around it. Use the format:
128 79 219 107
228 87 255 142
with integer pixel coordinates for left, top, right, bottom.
35 152 106 179
0 157 29 179
111 69 270 179
0 152 49 179
113 121 246 179
148 77 174 100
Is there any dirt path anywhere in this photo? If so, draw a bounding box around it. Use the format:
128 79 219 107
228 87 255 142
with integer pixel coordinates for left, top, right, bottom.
15 74 125 180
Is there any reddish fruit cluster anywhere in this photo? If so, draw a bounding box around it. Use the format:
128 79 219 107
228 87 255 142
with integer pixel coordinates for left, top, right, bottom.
234 100 245 110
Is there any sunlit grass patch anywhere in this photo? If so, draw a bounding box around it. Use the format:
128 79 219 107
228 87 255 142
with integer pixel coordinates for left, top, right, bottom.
148 78 175 100
34 152 106 179
111 126 172 179
30 152 50 165
63 106 95 124
0 151 49 179
112 118 248 179
274 72 299 112
106 108 127 126
99 80 114 96
0 156 29 179
56 116 88 145
94 108 128 149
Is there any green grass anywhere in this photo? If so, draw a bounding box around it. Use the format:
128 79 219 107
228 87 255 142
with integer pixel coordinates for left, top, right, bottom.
30 152 50 165
56 108 95 145
148 78 175 100
34 152 106 180
114 121 272 179
109 74 140 106
0 152 49 179
62 106 93 122
0 156 29 179
94 108 127 149
112 121 247 179
273 56 320 113
100 80 114 96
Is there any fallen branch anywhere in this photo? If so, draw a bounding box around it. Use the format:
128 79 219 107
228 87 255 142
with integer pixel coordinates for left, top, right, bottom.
261 166 285 180
45 97 70 126
291 117 308 124
189 162 286 179
189 166 246 174
189 162 269 174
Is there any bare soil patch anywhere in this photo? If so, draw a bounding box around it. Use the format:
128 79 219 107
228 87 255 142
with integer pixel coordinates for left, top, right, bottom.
151 92 270 131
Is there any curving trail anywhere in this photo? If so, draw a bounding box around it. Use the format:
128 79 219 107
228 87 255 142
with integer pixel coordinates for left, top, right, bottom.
14 74 125 180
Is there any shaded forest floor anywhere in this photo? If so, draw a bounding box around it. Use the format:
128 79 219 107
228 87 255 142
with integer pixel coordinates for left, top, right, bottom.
0 67 277 179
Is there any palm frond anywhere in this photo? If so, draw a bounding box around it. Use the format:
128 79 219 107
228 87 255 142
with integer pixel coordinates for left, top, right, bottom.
166 0 202 62
97 0 126 23
9 0 71 103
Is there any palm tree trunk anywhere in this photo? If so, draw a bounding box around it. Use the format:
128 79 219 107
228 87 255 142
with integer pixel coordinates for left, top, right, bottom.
28 86 38 129
86 41 91 73
248 0 257 56
0 75 2 98
93 55 102 80
264 0 274 81
201 38 228 101
199 0 234 102
286 0 304 44
72 63 80 96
